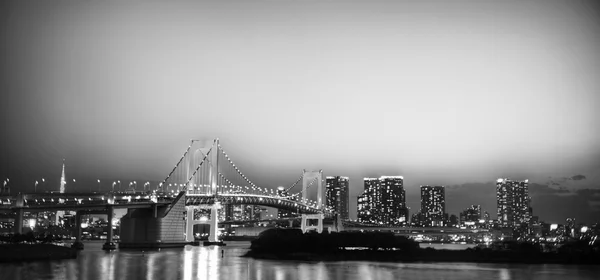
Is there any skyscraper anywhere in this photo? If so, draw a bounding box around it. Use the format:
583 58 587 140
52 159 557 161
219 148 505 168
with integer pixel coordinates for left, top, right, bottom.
325 176 350 220
420 185 446 227
496 178 531 228
357 178 379 224
379 176 407 225
357 176 407 225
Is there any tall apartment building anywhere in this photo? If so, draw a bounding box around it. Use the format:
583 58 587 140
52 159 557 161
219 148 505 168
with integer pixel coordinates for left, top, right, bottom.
357 176 407 225
420 185 446 227
325 176 350 220
496 178 532 227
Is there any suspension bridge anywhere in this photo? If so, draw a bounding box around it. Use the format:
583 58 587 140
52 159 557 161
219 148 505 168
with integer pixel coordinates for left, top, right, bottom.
0 138 335 248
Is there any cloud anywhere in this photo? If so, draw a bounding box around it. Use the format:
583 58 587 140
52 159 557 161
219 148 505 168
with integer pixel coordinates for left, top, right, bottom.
571 174 586 181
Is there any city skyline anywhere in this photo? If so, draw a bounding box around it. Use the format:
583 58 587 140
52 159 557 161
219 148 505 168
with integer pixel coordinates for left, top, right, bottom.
4 163 598 223
2 0 600 225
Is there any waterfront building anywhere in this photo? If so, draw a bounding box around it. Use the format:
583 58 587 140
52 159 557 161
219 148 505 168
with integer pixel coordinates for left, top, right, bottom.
357 178 379 224
447 214 459 227
357 176 407 225
411 212 424 227
420 185 446 227
325 176 350 220
460 205 482 225
224 204 246 221
243 205 262 220
496 178 532 228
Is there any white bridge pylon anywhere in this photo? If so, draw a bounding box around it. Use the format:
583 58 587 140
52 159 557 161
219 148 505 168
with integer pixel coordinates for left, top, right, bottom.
182 139 221 243
301 170 324 233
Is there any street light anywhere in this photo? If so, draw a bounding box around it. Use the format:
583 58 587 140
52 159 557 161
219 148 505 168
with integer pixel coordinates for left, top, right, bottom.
97 179 101 192
117 180 121 192
112 182 116 192
35 181 38 193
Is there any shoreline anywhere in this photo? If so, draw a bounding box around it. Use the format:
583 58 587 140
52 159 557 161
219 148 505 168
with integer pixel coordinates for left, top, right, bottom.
243 248 600 265
0 244 78 263
246 229 600 265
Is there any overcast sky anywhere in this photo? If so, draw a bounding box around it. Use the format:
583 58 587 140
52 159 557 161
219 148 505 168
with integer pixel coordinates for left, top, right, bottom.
1 0 599 223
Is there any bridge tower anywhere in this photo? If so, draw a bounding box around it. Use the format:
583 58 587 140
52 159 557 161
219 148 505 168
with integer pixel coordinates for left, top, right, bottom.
301 170 324 233
185 139 222 244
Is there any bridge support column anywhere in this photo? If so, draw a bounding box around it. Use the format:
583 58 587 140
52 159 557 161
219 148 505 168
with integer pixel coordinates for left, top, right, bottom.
13 193 24 234
102 206 116 250
13 208 24 234
301 213 324 233
72 211 84 250
335 214 345 232
208 203 220 243
185 206 195 242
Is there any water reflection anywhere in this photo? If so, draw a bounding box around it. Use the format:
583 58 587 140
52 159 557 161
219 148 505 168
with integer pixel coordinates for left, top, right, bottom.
0 242 598 280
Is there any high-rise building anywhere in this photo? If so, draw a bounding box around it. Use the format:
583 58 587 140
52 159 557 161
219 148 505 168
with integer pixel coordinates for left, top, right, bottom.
325 176 350 220
357 176 407 225
357 178 379 224
379 176 407 225
420 186 446 227
496 178 531 228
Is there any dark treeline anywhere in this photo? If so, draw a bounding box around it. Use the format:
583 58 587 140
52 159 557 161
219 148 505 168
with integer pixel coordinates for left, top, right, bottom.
250 229 419 253
246 229 600 264
0 231 63 244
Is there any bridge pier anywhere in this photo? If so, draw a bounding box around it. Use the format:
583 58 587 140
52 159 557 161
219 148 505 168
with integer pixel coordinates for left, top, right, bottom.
102 206 116 250
13 208 24 234
13 193 24 234
301 213 324 233
208 203 220 243
185 206 196 242
72 211 84 250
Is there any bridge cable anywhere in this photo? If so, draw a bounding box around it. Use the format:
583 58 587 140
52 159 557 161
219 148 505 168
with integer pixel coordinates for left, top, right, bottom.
285 173 304 193
161 140 200 188
185 147 211 189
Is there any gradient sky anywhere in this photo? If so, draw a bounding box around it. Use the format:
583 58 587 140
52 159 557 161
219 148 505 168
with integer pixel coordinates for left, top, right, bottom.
1 0 599 223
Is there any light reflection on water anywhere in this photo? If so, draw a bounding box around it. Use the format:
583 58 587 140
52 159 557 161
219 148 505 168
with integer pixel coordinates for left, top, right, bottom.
0 241 598 280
